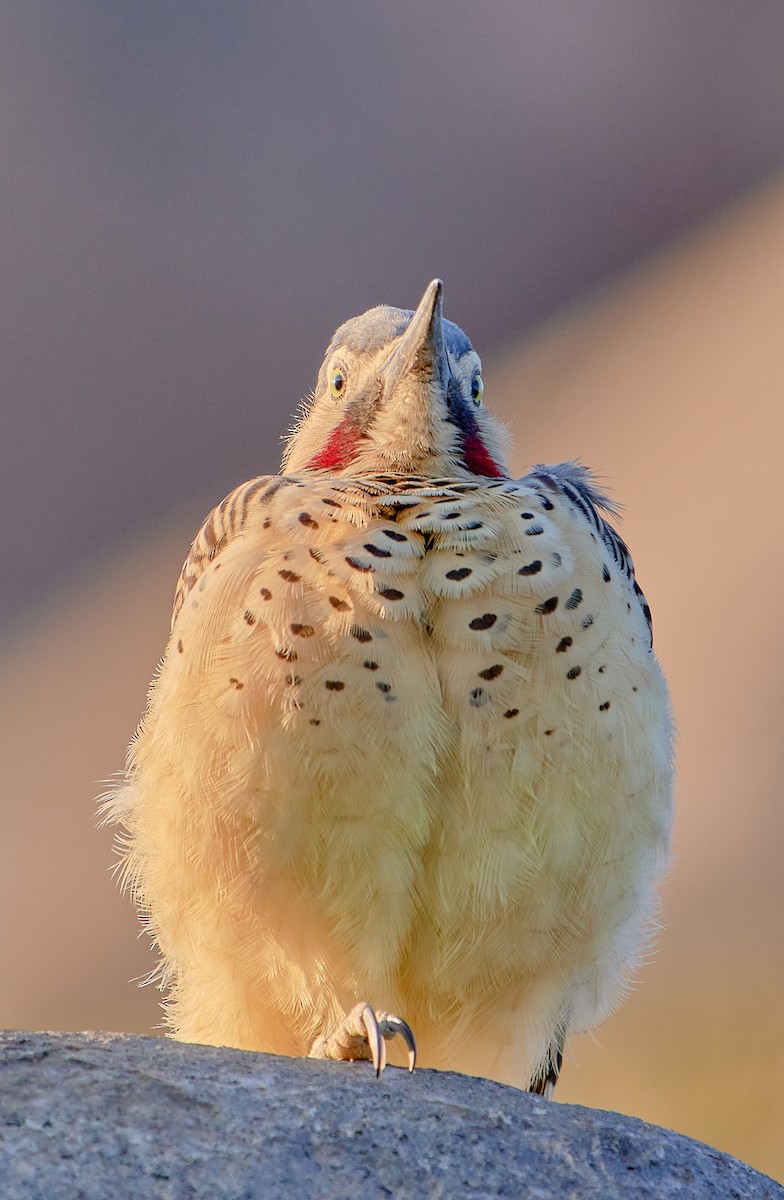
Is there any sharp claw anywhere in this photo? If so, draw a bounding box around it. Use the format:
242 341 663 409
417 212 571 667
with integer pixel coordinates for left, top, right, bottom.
379 1014 417 1072
401 1021 417 1073
359 1003 384 1075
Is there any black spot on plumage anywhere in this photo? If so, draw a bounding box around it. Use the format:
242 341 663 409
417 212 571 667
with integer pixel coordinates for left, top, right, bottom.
363 660 379 671
279 569 301 583
520 511 535 520
376 681 392 694
177 639 184 654
379 587 405 600
536 596 559 615
259 587 272 601
351 626 373 642
556 637 573 653
263 517 272 530
504 708 519 719
469 612 497 631
526 524 545 536
443 511 462 520
364 543 393 558
291 623 315 638
602 564 611 582
325 680 345 691
599 701 611 712
462 521 483 531
633 580 644 596
643 603 652 624
544 728 554 736
382 528 407 542
329 596 351 611
309 718 321 726
346 556 373 572
539 495 555 511
598 665 605 673
518 560 542 576
321 497 341 508
566 666 582 680
309 547 325 562
244 611 256 625
276 648 297 661
479 664 504 680
469 688 487 707
298 512 319 528
285 674 302 686
446 567 472 581
581 615 594 629
565 588 583 610
229 678 244 690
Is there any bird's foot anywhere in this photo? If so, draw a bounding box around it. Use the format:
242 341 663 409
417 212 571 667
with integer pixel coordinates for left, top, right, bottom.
308 1002 417 1076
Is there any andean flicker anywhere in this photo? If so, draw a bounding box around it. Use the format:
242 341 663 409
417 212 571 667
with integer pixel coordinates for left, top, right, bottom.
105 280 674 1095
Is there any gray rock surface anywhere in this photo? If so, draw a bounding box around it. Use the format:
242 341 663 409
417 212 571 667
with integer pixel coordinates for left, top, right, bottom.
0 1031 780 1199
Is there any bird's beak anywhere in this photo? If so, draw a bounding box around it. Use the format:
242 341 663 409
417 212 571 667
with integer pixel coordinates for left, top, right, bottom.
382 279 447 400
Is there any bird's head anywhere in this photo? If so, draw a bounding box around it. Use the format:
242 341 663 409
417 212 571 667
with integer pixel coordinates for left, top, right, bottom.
283 280 509 480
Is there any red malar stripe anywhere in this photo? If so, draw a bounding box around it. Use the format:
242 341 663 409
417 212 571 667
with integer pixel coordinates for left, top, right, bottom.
462 431 505 478
306 420 363 471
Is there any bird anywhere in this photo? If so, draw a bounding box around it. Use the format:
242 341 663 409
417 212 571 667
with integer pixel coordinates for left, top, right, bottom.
105 279 673 1096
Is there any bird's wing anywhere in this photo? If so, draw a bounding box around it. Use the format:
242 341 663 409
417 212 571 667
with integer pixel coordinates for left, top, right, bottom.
172 475 289 627
521 460 653 646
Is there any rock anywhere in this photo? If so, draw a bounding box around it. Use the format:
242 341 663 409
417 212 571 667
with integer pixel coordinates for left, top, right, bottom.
0 1031 780 1199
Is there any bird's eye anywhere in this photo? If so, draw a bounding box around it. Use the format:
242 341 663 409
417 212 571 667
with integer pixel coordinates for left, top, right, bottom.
330 368 347 399
471 373 484 405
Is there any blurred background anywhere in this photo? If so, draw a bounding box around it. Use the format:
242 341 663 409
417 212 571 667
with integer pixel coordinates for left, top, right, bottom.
1 0 783 1182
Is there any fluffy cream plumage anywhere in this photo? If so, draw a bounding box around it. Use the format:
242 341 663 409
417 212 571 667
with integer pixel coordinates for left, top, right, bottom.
106 281 673 1091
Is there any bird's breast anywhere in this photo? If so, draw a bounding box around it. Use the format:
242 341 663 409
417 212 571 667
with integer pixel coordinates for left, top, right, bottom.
161 472 671 1021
